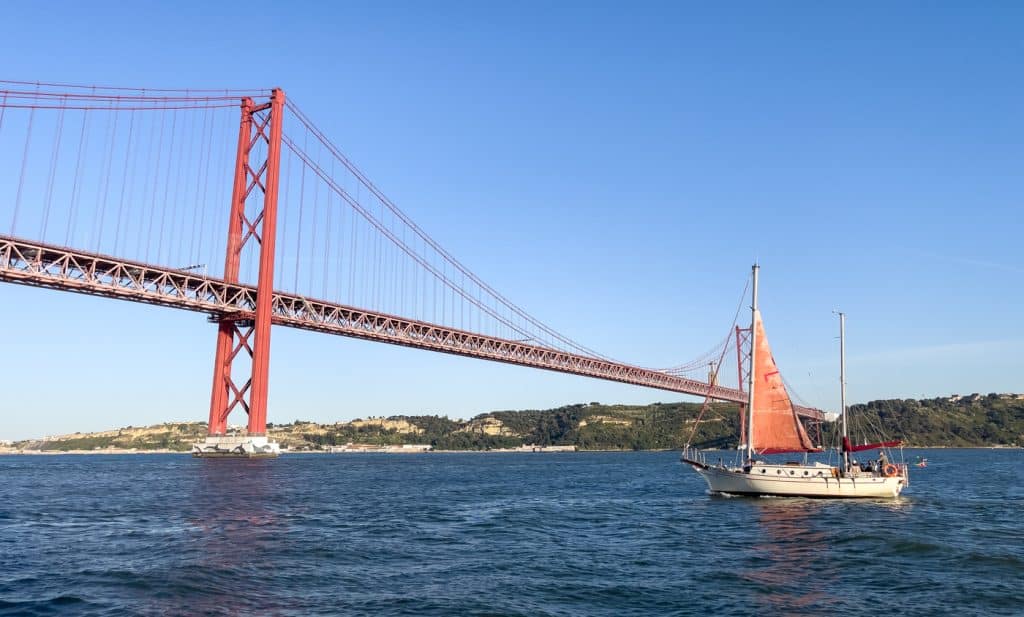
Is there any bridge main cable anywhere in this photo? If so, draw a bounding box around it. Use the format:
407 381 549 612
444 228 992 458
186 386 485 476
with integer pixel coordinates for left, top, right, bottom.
0 234 825 421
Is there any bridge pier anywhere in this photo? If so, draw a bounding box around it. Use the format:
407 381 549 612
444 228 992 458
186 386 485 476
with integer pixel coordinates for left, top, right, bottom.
192 435 281 458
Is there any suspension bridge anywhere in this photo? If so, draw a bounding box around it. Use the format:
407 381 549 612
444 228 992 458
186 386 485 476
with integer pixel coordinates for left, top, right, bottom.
0 81 824 454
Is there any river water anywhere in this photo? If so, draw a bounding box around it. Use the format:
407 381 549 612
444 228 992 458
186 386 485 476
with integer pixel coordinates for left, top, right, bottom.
1 449 1021 616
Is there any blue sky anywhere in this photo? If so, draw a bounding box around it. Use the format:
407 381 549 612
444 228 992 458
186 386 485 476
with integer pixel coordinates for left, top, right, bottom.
1 2 1021 439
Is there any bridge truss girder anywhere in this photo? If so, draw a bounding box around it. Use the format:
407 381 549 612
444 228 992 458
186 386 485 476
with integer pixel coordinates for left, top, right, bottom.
0 234 825 422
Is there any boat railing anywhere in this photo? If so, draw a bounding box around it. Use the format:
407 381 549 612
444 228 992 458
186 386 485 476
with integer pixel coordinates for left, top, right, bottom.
680 446 707 466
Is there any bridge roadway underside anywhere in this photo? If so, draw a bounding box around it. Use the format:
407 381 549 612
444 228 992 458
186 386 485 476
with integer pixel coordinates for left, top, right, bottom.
0 235 825 422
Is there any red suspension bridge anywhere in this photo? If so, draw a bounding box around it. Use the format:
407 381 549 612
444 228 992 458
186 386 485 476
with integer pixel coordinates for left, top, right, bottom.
0 81 824 449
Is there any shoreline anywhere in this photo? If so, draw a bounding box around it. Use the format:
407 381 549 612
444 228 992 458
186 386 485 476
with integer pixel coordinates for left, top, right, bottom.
2 445 1019 456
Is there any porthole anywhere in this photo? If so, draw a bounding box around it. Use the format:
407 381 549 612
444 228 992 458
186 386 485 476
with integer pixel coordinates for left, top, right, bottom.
761 469 766 474
803 471 809 476
789 470 795 475
777 470 782 475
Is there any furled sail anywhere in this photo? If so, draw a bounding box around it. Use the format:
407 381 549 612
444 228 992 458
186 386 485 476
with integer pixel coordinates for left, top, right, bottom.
842 437 902 453
751 311 818 454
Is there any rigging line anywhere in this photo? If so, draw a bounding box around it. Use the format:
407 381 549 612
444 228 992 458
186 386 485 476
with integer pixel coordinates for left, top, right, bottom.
686 276 753 448
65 110 90 247
662 276 751 376
41 96 67 240
284 100 614 361
113 108 136 255
11 103 36 235
685 280 751 447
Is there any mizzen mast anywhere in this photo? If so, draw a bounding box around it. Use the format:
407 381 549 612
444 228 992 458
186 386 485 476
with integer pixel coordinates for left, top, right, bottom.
838 311 850 473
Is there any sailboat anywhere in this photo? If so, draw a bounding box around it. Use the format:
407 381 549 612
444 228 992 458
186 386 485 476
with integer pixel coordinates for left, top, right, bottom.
682 265 908 498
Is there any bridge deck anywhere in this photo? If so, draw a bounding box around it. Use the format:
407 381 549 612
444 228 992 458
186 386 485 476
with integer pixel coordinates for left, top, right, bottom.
0 235 825 421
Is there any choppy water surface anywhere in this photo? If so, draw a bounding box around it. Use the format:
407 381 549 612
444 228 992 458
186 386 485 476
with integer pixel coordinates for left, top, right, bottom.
1 449 1022 616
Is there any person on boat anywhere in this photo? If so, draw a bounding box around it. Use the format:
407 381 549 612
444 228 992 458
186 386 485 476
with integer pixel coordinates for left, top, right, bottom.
878 449 889 470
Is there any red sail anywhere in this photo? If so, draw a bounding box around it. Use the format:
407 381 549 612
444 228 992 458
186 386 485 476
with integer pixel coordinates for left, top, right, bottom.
750 312 818 454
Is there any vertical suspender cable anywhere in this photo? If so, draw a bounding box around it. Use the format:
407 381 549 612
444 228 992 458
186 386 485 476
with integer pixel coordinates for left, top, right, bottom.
145 110 166 262
66 110 90 247
279 144 293 286
41 97 67 240
294 134 306 293
309 149 320 295
95 99 120 251
187 105 210 265
156 109 178 264
113 109 136 255
11 104 36 235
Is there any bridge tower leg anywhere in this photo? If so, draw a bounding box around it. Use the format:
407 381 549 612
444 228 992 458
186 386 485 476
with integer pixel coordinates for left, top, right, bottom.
735 325 751 449
194 88 285 458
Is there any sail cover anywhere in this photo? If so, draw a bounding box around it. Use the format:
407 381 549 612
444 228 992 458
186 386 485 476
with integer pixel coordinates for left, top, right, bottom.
751 311 818 454
843 437 902 453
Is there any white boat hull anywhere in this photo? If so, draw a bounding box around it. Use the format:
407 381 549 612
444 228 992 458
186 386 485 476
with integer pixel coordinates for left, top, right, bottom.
687 462 906 498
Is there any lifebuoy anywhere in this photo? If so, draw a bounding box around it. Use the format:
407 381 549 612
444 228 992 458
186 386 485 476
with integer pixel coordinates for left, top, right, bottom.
883 464 898 477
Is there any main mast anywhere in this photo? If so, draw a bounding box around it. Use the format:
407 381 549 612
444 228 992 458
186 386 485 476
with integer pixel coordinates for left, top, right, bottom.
838 311 849 472
745 264 759 465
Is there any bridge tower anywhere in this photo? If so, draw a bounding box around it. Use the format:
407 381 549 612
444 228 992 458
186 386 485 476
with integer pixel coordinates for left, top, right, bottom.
195 89 285 457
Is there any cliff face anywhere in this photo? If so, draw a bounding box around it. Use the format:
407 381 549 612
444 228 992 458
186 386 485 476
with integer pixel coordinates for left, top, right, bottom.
8 394 1022 452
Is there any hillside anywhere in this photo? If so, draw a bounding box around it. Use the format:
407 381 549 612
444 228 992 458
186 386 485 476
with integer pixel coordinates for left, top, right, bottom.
6 393 1022 452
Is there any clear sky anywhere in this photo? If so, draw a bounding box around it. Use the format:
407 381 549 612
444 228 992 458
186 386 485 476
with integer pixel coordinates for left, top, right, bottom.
1 2 1021 440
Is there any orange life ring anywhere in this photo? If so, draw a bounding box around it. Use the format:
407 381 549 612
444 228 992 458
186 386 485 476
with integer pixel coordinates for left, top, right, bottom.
883 464 898 477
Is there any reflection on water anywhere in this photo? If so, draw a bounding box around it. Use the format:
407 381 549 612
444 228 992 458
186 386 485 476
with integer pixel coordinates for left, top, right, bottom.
184 459 286 616
740 500 837 614
733 494 916 615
